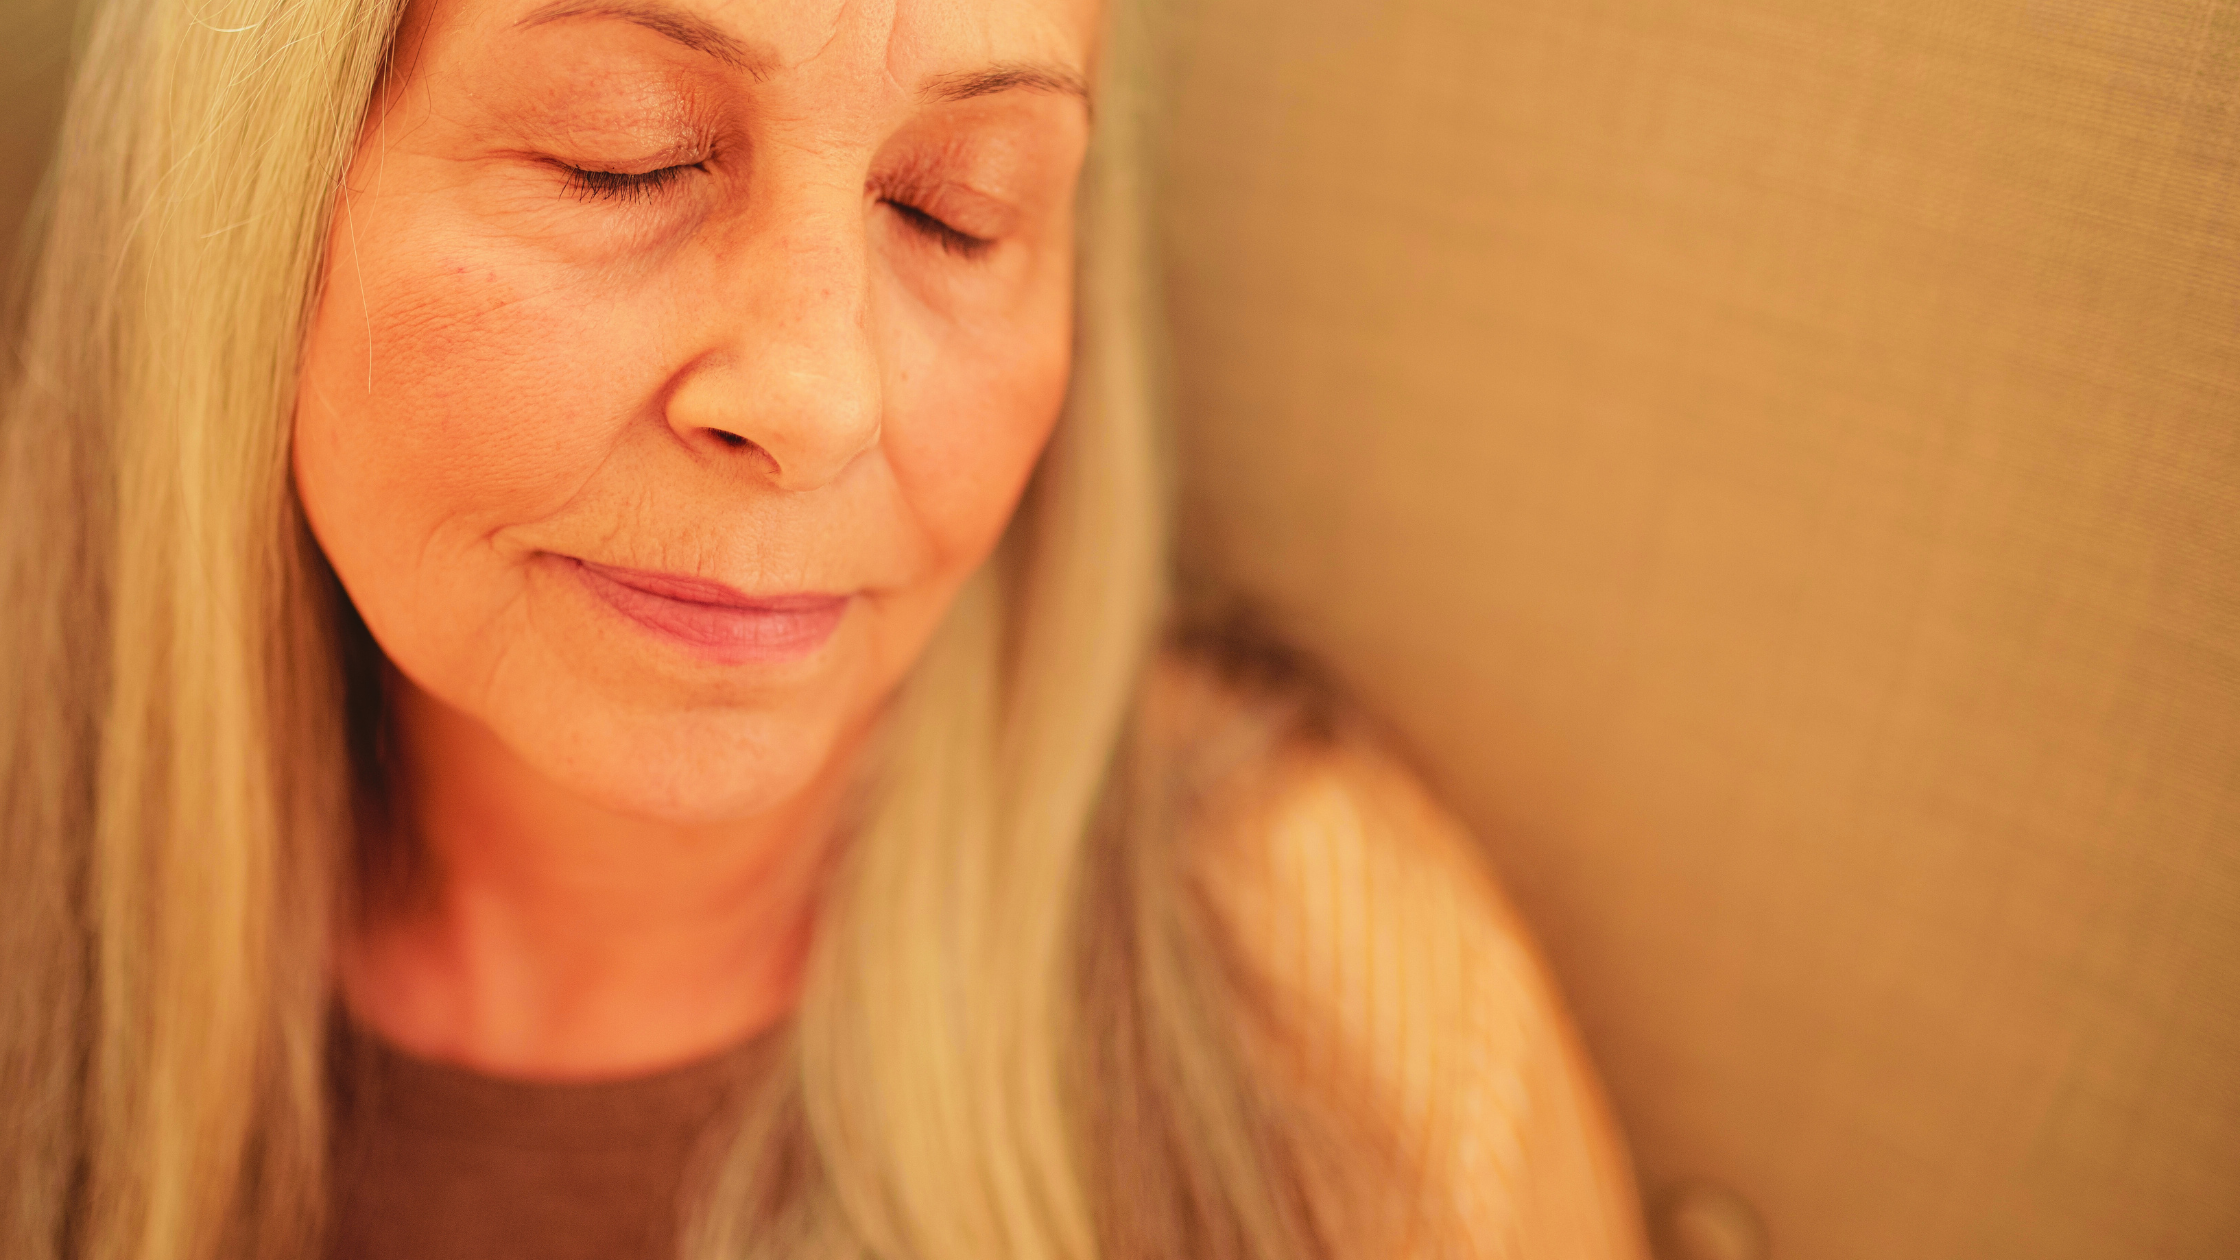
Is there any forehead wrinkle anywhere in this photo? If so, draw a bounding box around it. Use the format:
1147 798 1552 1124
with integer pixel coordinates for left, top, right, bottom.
794 0 866 71
878 0 913 103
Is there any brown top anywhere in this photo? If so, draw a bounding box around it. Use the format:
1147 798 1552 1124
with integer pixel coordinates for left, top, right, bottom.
326 1025 775 1260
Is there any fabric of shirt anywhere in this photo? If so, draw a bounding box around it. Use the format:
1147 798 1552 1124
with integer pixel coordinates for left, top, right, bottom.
325 1025 773 1260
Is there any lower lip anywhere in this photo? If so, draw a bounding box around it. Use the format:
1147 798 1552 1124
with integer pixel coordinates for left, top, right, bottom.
567 558 848 664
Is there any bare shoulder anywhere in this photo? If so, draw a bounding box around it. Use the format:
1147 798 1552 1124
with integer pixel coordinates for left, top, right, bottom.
1143 643 1649 1259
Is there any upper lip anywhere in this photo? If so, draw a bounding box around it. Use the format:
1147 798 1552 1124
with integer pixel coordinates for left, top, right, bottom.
570 558 848 610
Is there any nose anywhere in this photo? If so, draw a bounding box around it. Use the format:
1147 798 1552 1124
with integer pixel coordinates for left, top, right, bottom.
662 204 883 493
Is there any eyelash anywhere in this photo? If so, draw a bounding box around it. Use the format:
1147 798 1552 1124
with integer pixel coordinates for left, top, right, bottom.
561 163 695 203
883 199 994 261
558 164 994 262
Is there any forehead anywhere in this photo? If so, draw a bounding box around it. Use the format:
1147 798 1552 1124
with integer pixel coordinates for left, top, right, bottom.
416 0 1104 91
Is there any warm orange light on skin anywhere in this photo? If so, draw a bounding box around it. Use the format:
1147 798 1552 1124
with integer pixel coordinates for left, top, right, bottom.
295 0 1100 1077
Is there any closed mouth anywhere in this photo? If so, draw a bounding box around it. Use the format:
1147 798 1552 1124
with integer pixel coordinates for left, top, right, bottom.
567 557 849 662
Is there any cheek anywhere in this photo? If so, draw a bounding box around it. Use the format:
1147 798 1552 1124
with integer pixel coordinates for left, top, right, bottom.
302 251 619 531
294 203 658 632
882 297 1074 576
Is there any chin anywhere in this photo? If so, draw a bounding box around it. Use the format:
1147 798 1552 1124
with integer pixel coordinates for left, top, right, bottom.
369 566 894 828
519 697 863 826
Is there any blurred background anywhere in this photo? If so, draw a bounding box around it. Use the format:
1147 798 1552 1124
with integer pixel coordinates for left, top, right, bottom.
1152 1 2238 1257
6 0 2236 1257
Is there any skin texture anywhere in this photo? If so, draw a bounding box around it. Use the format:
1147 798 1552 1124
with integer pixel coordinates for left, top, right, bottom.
296 0 1098 1077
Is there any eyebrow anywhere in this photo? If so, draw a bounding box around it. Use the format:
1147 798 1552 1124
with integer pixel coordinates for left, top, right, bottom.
516 1 776 76
923 64 1091 107
515 1 1089 107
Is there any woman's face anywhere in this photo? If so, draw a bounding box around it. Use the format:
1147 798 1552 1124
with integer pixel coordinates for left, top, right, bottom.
296 0 1096 822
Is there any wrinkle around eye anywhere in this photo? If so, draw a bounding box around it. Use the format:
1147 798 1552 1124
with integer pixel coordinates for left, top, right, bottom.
869 159 1021 253
459 153 718 259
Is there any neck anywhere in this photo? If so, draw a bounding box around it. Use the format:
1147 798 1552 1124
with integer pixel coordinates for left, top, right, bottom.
338 679 849 1080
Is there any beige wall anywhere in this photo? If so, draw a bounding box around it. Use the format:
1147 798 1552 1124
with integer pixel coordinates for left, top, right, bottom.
5 0 2235 1256
1157 0 2239 1258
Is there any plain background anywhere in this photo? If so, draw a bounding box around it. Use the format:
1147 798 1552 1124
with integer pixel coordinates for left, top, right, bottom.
1153 1 2237 1257
5 1 2237 1257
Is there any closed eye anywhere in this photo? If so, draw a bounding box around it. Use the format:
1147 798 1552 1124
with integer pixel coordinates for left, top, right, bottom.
883 199 994 260
562 163 697 203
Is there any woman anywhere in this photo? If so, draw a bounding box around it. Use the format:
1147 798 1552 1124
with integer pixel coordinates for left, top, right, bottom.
0 0 1647 1255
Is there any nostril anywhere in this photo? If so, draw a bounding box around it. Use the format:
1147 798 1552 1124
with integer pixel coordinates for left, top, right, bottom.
701 428 782 478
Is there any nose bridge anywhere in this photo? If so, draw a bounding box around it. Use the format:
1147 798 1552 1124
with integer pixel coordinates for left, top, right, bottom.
665 168 882 493
759 184 869 347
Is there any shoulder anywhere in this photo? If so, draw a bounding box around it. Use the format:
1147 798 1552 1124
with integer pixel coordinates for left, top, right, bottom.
1136 637 1539 1021
1140 639 1649 1259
